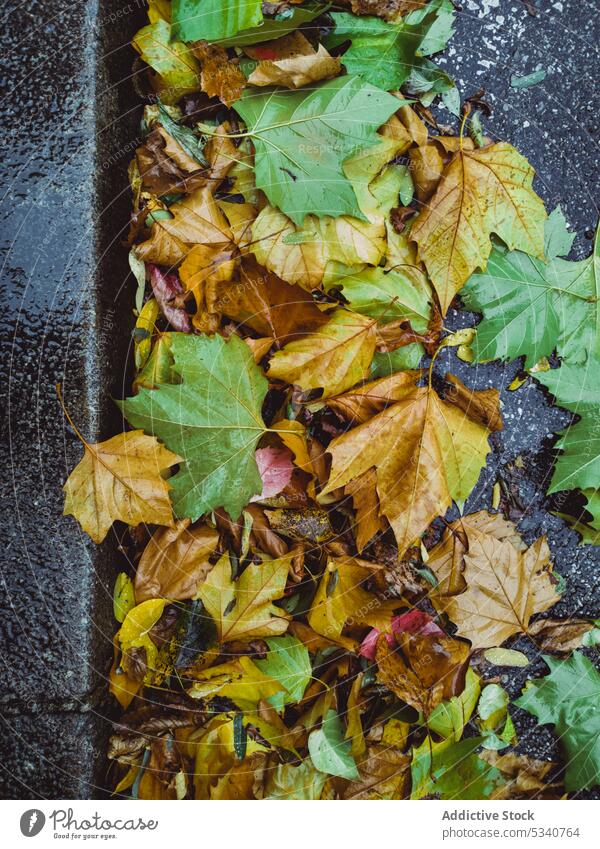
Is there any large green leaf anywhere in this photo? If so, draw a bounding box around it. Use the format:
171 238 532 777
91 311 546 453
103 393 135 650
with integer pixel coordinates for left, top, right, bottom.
172 1 328 46
410 736 503 800
308 710 360 779
516 652 600 791
255 635 312 711
462 212 600 367
172 0 262 43
326 0 455 91
119 332 268 521
233 76 401 225
536 361 600 493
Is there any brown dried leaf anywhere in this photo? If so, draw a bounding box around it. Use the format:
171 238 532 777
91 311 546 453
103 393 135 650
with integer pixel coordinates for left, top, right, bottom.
429 512 561 649
322 370 421 426
217 257 326 346
192 41 245 107
428 510 525 597
343 744 410 799
444 373 504 433
346 469 386 553
134 520 219 603
246 32 340 89
482 751 560 799
409 143 444 202
136 188 232 266
375 632 470 715
179 242 237 333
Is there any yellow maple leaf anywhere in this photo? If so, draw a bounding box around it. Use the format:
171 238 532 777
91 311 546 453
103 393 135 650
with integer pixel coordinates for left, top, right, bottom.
199 552 291 642
63 427 180 544
321 377 498 556
252 205 386 290
268 308 377 397
411 141 547 314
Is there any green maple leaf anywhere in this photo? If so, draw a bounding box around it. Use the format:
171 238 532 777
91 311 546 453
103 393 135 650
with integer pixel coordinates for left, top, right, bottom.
233 76 401 225
516 652 600 791
172 0 328 46
576 490 600 544
536 361 600 493
326 0 455 91
410 736 503 800
119 332 268 521
461 210 600 368
308 710 359 780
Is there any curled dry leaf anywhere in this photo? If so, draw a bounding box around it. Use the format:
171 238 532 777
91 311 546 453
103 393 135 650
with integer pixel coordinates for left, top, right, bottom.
429 510 561 649
63 430 179 544
443 373 504 433
136 127 207 196
178 242 237 333
346 469 386 552
481 751 559 800
411 142 547 314
149 264 193 332
427 509 525 597
246 32 340 89
320 370 422 425
409 143 444 202
321 377 497 556
192 41 246 107
134 519 220 603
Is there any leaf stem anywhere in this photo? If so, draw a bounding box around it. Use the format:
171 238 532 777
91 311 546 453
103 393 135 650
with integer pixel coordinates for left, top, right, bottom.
56 383 90 449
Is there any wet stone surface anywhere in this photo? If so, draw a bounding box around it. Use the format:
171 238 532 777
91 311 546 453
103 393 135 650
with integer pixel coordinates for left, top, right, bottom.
0 0 599 798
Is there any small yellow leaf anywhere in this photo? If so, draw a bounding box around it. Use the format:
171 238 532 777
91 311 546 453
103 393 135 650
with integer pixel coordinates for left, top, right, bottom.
199 552 291 642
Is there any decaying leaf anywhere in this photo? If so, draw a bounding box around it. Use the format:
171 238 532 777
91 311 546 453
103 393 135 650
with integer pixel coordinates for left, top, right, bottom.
246 32 341 89
192 41 246 106
375 630 469 715
134 520 219 602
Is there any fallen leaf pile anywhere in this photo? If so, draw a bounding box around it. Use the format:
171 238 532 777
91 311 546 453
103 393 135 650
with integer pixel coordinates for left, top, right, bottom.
62 0 600 800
